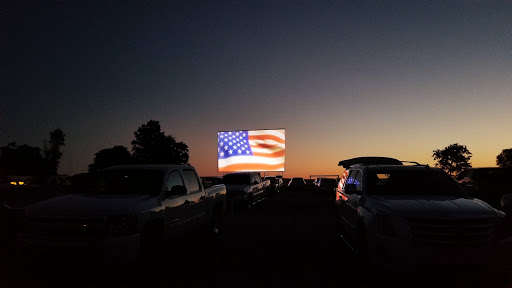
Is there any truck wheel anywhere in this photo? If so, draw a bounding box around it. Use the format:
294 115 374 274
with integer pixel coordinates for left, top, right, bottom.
211 204 224 237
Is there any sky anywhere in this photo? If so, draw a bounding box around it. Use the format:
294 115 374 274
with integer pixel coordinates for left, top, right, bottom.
2 0 512 178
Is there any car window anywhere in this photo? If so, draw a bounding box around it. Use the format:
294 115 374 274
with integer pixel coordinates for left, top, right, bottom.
345 170 362 193
366 169 466 197
354 171 363 191
183 169 201 193
166 170 185 192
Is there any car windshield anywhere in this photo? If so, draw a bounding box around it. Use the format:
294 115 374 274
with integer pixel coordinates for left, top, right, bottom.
366 169 466 197
222 174 250 185
86 170 163 196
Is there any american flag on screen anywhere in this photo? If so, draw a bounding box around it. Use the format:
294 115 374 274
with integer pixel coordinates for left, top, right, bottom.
217 129 285 172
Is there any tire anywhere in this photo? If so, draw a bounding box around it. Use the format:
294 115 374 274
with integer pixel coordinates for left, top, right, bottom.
210 204 224 238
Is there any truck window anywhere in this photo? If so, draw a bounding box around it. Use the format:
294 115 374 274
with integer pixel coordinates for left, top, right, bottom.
183 169 201 193
87 170 163 195
167 170 185 192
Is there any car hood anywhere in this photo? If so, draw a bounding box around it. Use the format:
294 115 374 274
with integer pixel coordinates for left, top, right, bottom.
365 196 498 218
25 194 158 218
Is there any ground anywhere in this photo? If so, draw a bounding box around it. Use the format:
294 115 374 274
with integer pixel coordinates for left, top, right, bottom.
1 184 510 288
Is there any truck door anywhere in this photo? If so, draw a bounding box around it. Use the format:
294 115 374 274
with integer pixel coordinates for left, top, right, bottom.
162 169 204 237
181 169 207 229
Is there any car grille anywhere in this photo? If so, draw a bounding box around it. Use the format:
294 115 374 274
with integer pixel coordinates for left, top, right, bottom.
407 217 498 247
24 217 107 240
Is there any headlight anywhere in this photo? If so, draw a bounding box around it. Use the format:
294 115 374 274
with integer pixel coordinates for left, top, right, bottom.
108 215 138 237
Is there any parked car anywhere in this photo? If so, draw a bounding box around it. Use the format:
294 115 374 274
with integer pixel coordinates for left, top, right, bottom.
316 178 338 194
275 175 284 187
264 176 280 195
222 172 271 211
18 165 227 264
456 167 512 209
335 157 506 272
288 177 306 189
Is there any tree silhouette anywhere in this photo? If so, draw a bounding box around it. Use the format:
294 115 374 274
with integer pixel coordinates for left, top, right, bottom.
0 142 44 176
496 148 512 168
131 120 189 165
42 128 66 175
88 145 133 174
432 143 472 177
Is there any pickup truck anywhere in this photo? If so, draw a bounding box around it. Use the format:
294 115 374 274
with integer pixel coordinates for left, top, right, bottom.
17 165 227 264
222 172 271 211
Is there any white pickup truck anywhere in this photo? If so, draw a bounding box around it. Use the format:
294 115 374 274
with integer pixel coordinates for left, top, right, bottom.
18 165 227 264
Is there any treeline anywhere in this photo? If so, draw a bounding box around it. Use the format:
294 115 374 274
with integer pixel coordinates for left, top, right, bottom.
0 129 65 177
432 144 512 177
0 120 189 177
87 120 189 173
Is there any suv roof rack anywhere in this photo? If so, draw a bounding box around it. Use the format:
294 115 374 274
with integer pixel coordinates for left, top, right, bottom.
338 157 402 168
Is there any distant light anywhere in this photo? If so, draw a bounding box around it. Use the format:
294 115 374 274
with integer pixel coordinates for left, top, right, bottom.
10 182 17 185
18 181 25 185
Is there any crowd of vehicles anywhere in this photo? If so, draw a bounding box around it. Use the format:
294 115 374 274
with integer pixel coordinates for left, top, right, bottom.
2 158 512 275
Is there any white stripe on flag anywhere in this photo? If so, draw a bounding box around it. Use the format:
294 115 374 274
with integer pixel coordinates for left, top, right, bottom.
218 156 285 168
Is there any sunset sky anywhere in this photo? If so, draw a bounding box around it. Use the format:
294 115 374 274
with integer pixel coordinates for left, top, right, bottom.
2 1 512 178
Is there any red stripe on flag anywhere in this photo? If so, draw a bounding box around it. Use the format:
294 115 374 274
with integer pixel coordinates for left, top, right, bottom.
248 135 285 143
252 150 286 158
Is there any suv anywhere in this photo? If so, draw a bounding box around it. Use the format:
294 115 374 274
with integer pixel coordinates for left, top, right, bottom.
335 157 506 272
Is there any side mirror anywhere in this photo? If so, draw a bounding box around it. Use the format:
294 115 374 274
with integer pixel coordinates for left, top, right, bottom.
168 185 187 197
344 183 358 194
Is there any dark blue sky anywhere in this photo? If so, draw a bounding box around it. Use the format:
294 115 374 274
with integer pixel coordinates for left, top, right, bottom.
2 1 511 177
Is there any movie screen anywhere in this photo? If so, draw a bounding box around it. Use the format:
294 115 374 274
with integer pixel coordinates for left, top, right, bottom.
217 129 285 172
